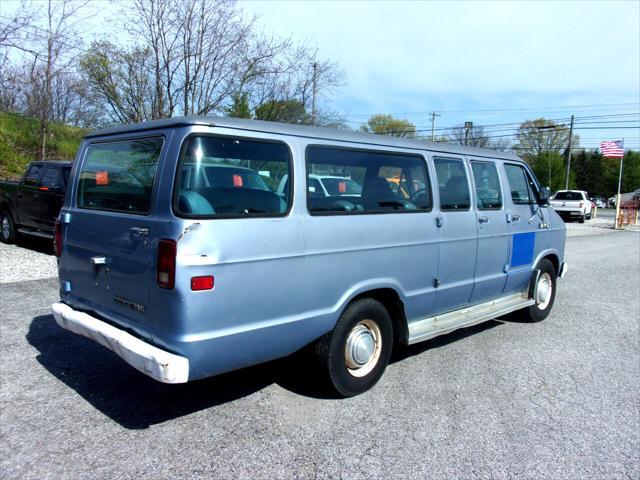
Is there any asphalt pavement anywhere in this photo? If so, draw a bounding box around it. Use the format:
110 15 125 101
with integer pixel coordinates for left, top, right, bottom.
0 229 638 479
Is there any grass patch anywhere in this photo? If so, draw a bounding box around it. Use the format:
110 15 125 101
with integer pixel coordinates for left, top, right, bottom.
0 112 86 179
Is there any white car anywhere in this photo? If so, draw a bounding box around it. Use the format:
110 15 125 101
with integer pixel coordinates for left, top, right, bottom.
277 174 362 197
550 190 592 223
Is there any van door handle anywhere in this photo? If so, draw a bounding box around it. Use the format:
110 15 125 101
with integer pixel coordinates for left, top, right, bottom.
130 227 149 237
512 215 521 222
90 256 107 265
478 216 489 224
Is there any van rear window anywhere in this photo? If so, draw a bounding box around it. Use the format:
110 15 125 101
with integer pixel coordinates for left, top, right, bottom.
77 138 163 214
173 136 291 218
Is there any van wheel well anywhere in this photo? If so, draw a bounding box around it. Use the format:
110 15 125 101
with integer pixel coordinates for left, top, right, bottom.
350 289 407 345
542 254 560 277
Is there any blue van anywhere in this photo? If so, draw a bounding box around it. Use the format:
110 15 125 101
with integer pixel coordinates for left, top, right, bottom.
52 117 567 397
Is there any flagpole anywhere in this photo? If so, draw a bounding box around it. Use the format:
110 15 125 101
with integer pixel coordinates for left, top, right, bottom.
614 139 624 229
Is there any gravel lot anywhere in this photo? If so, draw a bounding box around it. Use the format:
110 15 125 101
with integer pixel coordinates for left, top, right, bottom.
0 227 638 479
0 237 57 284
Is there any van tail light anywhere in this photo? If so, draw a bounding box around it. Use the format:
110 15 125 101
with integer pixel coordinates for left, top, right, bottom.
157 239 177 289
579 202 584 208
54 219 62 257
191 275 214 291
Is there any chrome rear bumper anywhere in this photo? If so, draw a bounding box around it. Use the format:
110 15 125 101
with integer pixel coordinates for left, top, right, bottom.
51 302 189 383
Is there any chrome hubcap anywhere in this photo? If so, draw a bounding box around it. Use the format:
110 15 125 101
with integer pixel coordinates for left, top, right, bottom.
1 216 9 239
536 272 552 310
345 319 382 377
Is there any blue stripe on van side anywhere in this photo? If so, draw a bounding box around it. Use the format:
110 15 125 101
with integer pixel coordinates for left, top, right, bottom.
511 232 535 268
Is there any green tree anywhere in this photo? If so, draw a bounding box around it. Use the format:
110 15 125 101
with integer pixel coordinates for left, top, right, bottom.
619 151 640 194
225 92 252 119
526 151 568 191
360 114 416 138
254 99 310 124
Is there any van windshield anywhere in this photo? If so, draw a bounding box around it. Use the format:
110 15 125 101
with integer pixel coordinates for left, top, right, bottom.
174 136 291 217
77 138 163 214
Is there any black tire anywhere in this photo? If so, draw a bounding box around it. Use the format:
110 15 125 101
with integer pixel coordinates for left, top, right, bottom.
518 258 557 322
315 298 393 397
0 210 16 244
586 213 592 220
579 214 585 223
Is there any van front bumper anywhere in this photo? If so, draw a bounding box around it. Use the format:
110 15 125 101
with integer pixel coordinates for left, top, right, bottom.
51 302 189 383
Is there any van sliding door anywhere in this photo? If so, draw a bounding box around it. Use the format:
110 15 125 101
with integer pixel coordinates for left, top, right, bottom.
432 157 477 314
468 159 509 303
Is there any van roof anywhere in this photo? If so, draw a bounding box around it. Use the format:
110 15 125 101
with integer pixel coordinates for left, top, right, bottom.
85 115 522 161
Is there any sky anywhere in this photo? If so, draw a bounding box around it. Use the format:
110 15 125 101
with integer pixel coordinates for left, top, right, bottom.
240 0 640 149
2 0 639 149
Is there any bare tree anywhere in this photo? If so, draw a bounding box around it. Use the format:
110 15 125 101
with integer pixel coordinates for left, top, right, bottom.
449 124 512 152
123 0 345 121
0 3 33 111
80 41 157 124
3 0 89 158
515 118 579 157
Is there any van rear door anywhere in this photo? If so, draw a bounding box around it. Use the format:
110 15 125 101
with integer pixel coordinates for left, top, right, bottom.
61 137 165 334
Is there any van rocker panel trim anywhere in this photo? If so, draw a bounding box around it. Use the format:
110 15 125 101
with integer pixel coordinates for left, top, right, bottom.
51 302 189 383
406 292 535 345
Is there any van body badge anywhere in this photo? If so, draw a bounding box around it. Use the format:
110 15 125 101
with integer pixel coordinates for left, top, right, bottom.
114 296 146 314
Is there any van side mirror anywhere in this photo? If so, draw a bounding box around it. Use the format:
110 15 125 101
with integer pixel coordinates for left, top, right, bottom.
539 186 550 206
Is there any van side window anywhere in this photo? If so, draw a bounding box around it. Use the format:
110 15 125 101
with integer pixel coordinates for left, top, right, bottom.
306 146 431 214
471 161 502 209
174 136 291 218
434 157 470 211
504 164 534 205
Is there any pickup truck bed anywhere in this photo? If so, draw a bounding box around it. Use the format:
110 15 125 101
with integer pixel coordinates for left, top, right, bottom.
0 161 72 244
550 190 592 223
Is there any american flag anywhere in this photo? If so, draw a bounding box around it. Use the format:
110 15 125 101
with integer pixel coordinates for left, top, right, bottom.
600 140 624 158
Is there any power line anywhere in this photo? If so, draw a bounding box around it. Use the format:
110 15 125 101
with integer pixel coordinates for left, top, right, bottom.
340 102 640 119
343 112 640 134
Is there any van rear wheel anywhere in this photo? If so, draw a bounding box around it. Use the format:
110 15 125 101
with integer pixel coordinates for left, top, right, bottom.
315 298 393 397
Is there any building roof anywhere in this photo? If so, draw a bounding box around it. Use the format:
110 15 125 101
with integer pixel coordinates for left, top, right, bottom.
85 115 522 161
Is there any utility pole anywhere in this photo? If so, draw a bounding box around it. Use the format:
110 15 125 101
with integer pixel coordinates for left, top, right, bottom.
429 112 440 141
464 121 473 146
564 114 574 189
311 62 318 126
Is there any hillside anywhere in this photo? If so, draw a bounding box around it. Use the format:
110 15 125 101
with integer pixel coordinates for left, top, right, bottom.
0 112 86 179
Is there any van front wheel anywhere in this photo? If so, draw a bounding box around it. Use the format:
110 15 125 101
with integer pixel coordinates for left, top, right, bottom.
519 258 557 322
315 298 393 397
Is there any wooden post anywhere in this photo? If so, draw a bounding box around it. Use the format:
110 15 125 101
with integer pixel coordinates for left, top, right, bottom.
614 194 621 229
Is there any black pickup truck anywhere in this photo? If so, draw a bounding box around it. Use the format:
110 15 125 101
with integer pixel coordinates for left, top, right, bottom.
0 161 72 243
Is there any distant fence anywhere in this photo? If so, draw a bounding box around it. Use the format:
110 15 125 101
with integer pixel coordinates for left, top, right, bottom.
617 200 640 228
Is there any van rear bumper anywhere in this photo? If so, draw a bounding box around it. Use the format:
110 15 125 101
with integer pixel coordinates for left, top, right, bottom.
51 302 189 384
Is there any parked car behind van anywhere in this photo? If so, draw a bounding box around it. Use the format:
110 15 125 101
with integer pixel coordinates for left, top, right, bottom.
52 116 567 397
1 160 72 244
